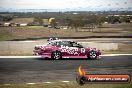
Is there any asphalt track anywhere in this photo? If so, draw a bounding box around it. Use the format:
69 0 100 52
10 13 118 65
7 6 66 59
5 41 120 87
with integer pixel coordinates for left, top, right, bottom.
0 55 132 84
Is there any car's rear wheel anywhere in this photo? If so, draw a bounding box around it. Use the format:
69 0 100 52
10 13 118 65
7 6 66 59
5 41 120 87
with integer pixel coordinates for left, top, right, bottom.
51 51 62 60
87 50 97 59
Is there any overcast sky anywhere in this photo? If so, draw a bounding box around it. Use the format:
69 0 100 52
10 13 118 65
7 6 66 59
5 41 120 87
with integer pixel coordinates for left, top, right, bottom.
0 0 132 10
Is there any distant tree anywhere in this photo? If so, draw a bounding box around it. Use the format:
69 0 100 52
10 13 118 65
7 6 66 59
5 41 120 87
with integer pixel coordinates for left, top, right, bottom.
121 16 131 23
33 17 43 26
70 15 105 32
107 16 121 24
96 16 106 32
3 16 13 21
59 15 106 32
69 15 87 31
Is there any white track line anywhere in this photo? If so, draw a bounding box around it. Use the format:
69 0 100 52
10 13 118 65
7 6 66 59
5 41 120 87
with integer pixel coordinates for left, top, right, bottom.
3 84 11 85
101 54 132 56
0 56 41 59
61 81 70 83
26 83 36 85
2 81 71 86
19 41 38 43
43 82 52 84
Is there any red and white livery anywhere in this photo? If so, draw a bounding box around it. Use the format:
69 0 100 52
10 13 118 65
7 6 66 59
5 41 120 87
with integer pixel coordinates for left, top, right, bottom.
33 39 101 59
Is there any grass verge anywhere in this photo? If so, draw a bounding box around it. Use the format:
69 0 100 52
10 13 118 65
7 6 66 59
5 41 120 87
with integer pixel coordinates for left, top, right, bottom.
0 81 132 88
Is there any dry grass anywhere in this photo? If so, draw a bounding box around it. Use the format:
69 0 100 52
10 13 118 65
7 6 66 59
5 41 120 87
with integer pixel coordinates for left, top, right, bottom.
0 81 132 88
0 24 132 41
10 18 34 24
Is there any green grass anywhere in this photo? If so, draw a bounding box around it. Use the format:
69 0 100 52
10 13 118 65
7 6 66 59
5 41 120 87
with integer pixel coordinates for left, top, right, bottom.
127 31 132 35
0 81 132 88
0 33 14 41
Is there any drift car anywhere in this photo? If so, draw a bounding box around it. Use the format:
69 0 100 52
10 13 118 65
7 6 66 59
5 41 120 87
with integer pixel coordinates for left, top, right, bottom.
33 39 101 59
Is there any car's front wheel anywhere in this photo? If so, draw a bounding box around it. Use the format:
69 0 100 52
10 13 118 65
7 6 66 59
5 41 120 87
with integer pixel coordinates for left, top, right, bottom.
51 51 62 60
87 50 97 59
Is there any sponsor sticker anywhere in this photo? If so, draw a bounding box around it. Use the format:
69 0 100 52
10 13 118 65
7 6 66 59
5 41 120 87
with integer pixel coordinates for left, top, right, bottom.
76 66 131 85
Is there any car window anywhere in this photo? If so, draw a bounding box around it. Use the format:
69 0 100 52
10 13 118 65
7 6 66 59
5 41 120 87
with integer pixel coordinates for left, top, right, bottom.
56 41 71 47
70 42 83 48
48 41 56 46
48 41 83 48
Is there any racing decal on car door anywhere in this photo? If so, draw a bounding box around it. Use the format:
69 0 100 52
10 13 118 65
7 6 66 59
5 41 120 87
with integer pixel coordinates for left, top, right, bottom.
81 48 85 53
59 45 79 55
59 46 67 52
68 47 79 55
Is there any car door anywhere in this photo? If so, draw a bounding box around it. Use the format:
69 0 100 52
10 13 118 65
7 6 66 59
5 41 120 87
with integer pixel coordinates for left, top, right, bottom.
69 42 80 56
57 41 71 57
71 42 86 56
59 41 79 57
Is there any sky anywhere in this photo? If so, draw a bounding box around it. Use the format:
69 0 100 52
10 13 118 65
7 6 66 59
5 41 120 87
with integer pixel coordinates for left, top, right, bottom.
0 0 132 11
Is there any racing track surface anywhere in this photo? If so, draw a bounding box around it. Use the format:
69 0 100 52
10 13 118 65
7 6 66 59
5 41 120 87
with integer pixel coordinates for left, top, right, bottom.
0 55 132 84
